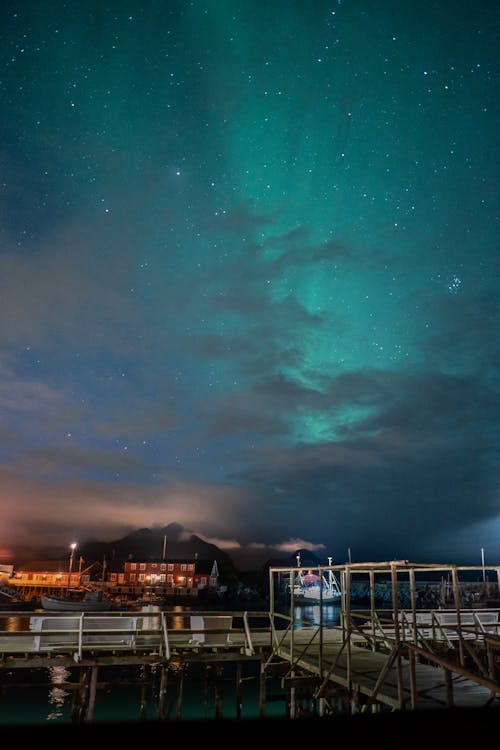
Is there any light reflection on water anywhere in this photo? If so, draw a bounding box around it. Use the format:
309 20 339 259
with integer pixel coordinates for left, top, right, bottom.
47 665 71 721
1 614 31 631
293 604 341 627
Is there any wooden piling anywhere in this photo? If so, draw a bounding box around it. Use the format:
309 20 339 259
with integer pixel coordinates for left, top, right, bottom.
214 665 223 719
139 665 148 720
259 659 266 718
157 665 167 719
85 665 98 721
235 661 242 719
175 667 184 720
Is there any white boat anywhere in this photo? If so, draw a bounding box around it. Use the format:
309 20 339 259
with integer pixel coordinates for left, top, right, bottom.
41 590 113 611
291 560 342 605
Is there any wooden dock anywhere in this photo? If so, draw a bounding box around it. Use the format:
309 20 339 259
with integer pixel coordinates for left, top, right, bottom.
1 606 500 720
273 626 499 712
1 561 500 723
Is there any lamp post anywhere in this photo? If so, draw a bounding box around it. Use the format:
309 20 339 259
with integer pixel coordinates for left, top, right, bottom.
68 542 77 592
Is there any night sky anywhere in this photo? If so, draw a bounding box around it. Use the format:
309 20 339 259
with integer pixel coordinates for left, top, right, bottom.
0 0 498 569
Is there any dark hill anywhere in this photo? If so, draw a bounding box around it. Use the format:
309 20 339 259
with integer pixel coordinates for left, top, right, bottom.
77 523 238 581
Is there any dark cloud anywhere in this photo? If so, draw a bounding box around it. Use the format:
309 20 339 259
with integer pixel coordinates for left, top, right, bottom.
0 0 498 568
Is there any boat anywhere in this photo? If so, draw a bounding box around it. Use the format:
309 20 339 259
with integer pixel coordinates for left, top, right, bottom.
41 589 114 611
133 593 168 606
291 568 342 605
0 587 37 611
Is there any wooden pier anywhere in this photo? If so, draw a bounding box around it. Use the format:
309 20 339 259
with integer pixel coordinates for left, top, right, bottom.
1 561 500 727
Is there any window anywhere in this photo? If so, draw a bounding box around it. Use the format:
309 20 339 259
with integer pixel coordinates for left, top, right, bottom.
181 564 187 571
139 574 145 582
167 574 173 583
130 573 136 582
139 563 146 571
160 563 166 571
130 563 137 571
168 564 173 571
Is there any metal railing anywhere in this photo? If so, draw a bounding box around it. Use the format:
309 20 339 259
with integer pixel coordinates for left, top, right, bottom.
0 609 274 663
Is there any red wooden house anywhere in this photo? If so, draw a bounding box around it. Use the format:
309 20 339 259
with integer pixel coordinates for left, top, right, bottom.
106 557 220 597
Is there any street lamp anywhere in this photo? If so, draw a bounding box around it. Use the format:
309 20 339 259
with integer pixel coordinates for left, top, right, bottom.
68 542 77 591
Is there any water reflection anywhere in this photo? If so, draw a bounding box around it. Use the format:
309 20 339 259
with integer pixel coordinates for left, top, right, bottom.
293 604 341 627
47 665 70 721
1 615 30 632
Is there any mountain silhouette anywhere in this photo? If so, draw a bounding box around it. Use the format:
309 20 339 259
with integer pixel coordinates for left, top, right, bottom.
77 523 237 577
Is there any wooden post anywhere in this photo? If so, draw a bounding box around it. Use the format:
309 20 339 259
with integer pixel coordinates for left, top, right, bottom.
369 569 376 650
451 565 465 666
85 665 98 722
235 662 242 719
409 647 417 710
139 665 149 720
157 665 167 719
214 666 223 719
269 568 275 640
409 567 417 645
319 564 324 680
203 665 210 718
487 640 495 681
175 668 184 720
390 562 404 710
345 564 352 692
444 667 454 707
71 667 88 724
289 667 296 719
259 659 266 718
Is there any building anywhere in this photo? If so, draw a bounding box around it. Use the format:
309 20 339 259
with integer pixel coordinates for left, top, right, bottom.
107 557 220 598
6 556 222 601
7 560 104 600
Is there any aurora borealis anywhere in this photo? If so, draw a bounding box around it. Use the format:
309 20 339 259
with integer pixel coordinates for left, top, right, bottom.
0 1 498 569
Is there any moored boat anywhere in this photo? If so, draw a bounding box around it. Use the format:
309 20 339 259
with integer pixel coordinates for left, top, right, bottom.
41 589 113 611
0 588 37 611
291 560 342 605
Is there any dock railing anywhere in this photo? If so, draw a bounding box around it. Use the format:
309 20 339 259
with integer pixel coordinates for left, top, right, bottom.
0 608 275 663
